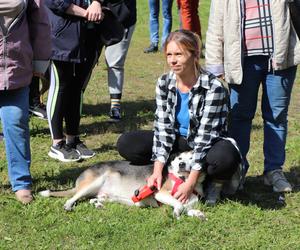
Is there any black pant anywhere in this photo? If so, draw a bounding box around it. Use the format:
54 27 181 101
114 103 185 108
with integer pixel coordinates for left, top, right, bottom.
117 130 240 180
29 76 40 107
48 29 99 139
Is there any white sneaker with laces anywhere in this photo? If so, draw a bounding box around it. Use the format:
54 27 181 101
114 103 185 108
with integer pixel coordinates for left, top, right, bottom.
264 169 292 193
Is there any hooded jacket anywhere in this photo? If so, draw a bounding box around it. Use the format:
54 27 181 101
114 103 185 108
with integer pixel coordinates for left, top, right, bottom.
0 0 51 90
205 0 300 84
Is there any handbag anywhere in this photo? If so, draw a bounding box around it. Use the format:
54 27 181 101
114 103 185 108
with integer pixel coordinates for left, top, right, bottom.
96 7 125 46
289 0 300 39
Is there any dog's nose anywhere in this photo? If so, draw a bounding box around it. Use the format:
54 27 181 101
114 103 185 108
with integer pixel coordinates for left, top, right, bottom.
179 162 186 170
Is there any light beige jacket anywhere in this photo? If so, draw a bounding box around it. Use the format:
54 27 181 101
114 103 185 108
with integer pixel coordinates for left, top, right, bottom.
205 0 300 84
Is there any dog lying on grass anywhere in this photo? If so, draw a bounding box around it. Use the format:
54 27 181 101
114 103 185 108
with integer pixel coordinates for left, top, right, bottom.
39 152 206 220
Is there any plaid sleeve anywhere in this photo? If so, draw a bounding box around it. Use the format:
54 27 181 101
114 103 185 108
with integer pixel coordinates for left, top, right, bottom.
191 79 228 170
151 74 176 164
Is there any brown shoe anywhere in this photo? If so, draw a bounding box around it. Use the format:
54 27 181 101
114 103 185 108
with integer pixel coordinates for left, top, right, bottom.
15 189 33 204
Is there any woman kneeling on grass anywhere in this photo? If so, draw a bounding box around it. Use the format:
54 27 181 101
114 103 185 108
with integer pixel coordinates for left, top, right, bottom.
117 30 242 206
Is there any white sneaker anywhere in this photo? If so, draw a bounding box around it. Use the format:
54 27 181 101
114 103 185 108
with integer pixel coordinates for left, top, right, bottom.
48 141 81 162
264 169 292 193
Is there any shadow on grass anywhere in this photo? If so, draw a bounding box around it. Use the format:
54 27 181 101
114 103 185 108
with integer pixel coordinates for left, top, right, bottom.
228 167 300 210
30 99 155 137
82 99 155 133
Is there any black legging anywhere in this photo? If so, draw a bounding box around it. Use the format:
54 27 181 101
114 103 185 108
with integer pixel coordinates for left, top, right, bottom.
117 130 240 180
47 29 99 139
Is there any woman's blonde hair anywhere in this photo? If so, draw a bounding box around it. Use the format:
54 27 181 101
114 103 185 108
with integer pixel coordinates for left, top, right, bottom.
163 29 202 72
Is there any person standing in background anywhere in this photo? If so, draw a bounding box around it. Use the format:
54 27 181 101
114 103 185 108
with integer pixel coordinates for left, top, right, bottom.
45 0 103 162
144 0 173 53
0 0 51 204
205 0 300 193
176 0 202 41
99 0 137 122
29 76 48 120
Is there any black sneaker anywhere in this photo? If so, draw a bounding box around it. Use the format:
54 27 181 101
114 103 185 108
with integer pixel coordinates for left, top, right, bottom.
68 137 95 159
29 103 47 120
205 182 223 206
144 43 158 53
109 107 121 122
48 140 81 162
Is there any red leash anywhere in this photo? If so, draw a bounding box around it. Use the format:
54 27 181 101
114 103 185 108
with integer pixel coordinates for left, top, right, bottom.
131 183 158 203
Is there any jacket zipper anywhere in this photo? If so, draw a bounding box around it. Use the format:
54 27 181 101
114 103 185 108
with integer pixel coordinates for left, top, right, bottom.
3 35 8 89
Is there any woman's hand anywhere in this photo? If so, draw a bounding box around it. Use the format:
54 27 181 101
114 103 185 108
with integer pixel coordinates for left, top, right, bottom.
147 161 164 189
174 170 201 203
85 1 103 22
173 182 194 204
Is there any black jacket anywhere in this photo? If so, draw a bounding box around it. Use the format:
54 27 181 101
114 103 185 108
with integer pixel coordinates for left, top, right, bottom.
45 0 94 63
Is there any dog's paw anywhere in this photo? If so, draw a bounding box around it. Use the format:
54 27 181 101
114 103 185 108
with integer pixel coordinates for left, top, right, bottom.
97 193 108 203
187 209 207 221
39 190 50 197
89 198 104 209
173 206 184 219
64 200 75 211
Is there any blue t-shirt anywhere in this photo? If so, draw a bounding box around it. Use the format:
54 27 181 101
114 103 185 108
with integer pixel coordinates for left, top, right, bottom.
175 89 190 137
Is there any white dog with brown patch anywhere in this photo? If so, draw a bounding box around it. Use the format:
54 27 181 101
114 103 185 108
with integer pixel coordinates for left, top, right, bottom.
40 152 206 220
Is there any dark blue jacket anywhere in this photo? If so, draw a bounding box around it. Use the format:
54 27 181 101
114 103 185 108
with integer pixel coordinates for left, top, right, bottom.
44 0 91 63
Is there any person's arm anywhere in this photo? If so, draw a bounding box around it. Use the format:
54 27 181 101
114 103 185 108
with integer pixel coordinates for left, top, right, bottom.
149 73 177 188
173 170 201 203
45 0 102 21
63 2 103 21
147 161 164 189
205 0 225 77
85 0 102 22
65 3 86 18
151 73 177 165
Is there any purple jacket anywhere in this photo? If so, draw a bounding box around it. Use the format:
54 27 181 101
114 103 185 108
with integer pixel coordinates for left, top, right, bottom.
0 0 51 90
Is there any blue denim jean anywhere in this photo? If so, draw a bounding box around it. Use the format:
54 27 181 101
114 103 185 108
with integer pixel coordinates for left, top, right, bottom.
0 86 32 191
148 0 173 47
229 56 296 174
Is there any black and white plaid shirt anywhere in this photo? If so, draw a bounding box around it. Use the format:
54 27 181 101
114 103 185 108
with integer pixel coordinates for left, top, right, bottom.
151 70 229 171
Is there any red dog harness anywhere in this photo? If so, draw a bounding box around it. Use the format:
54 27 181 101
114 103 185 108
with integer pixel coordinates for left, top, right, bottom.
169 173 200 197
168 173 185 196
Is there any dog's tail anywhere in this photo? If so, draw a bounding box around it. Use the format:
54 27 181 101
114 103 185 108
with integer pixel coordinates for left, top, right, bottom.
39 188 76 198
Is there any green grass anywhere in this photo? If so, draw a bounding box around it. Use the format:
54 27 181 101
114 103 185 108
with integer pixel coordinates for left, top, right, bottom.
1 1 300 249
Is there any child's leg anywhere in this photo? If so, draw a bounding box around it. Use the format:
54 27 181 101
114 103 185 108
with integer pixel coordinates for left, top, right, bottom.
64 29 99 159
47 61 73 142
47 62 81 162
105 25 135 121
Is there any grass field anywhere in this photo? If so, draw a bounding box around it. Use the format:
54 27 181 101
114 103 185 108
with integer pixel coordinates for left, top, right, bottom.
1 1 300 249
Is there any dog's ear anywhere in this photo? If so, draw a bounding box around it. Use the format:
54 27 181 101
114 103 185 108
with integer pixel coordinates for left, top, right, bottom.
167 152 178 164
